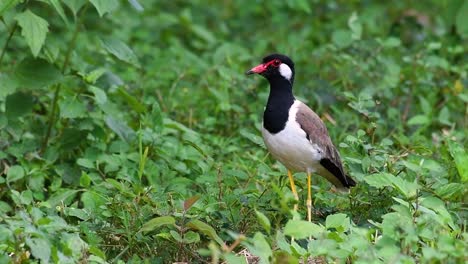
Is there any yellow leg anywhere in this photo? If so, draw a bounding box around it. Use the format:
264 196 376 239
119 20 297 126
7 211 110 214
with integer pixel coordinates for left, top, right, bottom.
307 171 312 222
287 170 299 212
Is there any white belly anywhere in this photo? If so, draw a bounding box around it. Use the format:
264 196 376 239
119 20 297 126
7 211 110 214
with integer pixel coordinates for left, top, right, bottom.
261 101 323 172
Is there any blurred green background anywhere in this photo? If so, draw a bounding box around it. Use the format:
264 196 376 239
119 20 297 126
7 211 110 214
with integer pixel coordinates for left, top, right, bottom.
0 0 467 263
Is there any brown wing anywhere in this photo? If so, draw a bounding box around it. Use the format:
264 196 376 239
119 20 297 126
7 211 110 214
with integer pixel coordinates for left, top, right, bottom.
296 102 356 188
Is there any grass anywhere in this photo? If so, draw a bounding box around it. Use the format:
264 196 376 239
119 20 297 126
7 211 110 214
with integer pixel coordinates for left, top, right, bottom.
0 0 467 263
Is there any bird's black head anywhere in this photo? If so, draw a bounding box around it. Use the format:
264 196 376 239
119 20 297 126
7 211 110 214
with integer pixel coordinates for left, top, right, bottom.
246 53 295 84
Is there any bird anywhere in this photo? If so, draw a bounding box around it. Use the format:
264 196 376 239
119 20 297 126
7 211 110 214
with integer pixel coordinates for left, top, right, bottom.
246 53 356 222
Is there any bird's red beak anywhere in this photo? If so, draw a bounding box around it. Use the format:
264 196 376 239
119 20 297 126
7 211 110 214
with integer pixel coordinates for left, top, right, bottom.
246 63 266 75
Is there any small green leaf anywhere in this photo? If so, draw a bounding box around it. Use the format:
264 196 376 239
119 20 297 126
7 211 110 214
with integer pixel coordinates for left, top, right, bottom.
187 219 224 246
100 37 140 67
140 216 176 232
255 210 271 233
63 0 87 16
325 213 350 232
105 116 136 142
364 173 395 188
284 220 323 239
14 58 62 89
80 172 91 187
407 115 430 126
26 238 51 263
0 0 20 16
15 10 49 57
447 140 468 182
90 0 119 17
5 92 34 119
59 99 87 119
47 189 79 207
6 165 25 184
49 0 69 25
89 86 108 105
183 231 200 244
0 74 18 100
348 12 362 40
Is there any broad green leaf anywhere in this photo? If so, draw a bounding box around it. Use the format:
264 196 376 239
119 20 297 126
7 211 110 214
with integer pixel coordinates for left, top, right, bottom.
104 116 136 142
48 0 69 25
0 74 18 99
84 68 107 84
13 58 62 89
89 86 108 105
0 0 20 16
325 213 350 232
447 140 468 182
90 0 119 17
140 216 176 232
332 29 353 48
224 253 248 264
47 189 79 207
183 231 200 244
284 220 323 239
187 219 224 246
455 0 468 38
26 238 51 263
6 165 25 184
255 210 271 233
407 115 430 126
435 183 465 200
59 99 87 119
247 232 272 264
5 91 34 119
364 173 395 188
15 10 49 57
183 195 200 211
100 37 140 67
63 0 86 16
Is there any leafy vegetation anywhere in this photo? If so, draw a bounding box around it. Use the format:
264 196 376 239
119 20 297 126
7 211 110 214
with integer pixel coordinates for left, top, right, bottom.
1 0 467 263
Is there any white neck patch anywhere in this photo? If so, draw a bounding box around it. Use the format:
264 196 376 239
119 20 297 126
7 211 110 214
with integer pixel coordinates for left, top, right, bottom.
279 63 292 81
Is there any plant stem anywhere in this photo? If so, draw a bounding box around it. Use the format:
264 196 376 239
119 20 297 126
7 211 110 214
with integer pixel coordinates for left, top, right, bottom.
0 22 17 68
40 5 87 153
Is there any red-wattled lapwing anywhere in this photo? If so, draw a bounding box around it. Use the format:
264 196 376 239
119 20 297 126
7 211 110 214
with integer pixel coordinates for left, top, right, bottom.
246 54 356 222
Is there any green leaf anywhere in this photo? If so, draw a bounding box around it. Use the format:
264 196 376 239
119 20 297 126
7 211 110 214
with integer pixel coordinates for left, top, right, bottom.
0 74 18 100
48 0 69 25
89 86 108 105
255 210 271 233
5 91 34 119
364 173 395 188
186 219 224 246
47 189 79 207
6 165 25 184
15 10 49 57
90 0 119 17
0 0 20 16
325 213 350 232
116 87 146 113
26 238 51 263
455 0 468 38
348 12 362 40
332 29 353 48
140 216 176 232
247 232 272 264
13 58 62 89
447 140 468 182
284 220 323 239
104 116 136 142
63 0 86 16
407 115 430 126
100 37 140 67
59 99 87 119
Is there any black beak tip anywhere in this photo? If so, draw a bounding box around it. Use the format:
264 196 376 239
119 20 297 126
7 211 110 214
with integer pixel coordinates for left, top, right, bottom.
245 70 254 75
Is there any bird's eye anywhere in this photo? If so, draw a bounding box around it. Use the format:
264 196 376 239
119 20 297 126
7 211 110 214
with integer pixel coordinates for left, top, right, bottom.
273 59 281 67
